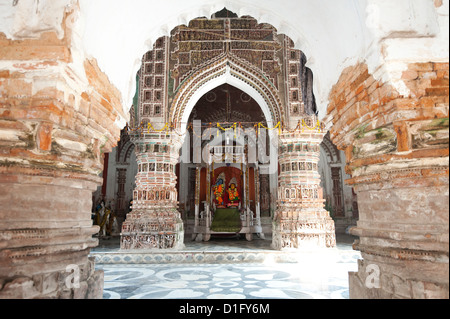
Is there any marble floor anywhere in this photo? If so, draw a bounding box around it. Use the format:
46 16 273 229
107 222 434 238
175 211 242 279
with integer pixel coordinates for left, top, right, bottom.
93 234 361 300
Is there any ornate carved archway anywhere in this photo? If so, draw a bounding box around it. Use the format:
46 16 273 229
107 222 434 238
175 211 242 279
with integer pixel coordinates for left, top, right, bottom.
170 53 283 131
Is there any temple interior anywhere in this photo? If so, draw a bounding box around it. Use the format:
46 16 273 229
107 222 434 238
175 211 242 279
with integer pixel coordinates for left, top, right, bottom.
0 1 448 300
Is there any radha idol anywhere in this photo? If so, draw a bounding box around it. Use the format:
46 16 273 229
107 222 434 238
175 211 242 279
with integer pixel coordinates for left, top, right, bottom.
227 178 240 208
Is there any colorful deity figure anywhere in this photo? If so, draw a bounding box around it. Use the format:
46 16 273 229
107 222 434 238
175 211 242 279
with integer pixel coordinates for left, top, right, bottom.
213 178 225 207
227 182 240 207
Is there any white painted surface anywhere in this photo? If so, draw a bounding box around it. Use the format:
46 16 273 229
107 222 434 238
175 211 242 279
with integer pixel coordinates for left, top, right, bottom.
0 0 74 39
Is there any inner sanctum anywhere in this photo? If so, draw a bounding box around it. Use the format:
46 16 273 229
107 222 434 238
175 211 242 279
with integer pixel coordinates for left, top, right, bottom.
184 84 269 243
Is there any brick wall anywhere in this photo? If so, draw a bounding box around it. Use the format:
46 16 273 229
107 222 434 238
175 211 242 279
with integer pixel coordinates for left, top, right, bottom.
325 62 448 172
324 62 449 299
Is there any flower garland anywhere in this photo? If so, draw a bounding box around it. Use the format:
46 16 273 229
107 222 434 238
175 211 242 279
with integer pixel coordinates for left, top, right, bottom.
127 118 323 135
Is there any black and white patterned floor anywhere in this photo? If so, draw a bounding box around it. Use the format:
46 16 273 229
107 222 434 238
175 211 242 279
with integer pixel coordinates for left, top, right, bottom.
98 262 356 299
93 235 361 299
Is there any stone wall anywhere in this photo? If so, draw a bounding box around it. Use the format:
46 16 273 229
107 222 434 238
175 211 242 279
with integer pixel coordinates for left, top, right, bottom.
324 62 449 298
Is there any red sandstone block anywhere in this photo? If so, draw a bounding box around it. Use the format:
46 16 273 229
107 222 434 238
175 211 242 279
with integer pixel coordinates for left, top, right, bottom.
345 86 356 101
349 148 450 169
357 90 369 103
393 121 410 152
36 122 53 151
5 78 33 98
350 70 370 92
30 96 66 115
326 103 335 114
0 70 10 78
81 92 91 102
430 78 449 87
78 99 90 118
409 62 434 72
100 95 114 113
0 45 71 62
380 95 394 106
344 95 357 111
418 107 449 121
334 92 345 104
425 87 449 96
355 84 365 96
367 79 380 96
345 145 353 163
419 97 437 108
436 70 449 79
357 101 369 116
0 107 28 120
417 78 433 91
369 102 380 113
344 109 359 127
402 70 419 80
433 62 449 71
363 75 376 89
394 98 419 110
334 98 347 114
0 119 28 131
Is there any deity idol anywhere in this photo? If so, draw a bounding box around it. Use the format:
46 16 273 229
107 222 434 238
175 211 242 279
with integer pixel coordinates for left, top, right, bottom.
227 183 240 207
213 178 225 206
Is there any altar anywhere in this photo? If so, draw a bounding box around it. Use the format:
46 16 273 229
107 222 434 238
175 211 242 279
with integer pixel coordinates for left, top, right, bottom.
192 145 264 241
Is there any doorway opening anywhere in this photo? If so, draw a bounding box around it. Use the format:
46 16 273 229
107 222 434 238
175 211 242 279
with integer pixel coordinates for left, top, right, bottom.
180 84 273 242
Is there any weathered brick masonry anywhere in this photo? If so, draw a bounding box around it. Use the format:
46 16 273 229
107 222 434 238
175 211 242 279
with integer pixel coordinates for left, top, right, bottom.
0 11 126 298
324 62 449 298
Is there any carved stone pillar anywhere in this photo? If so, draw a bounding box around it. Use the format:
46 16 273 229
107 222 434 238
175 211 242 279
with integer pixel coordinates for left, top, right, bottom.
0 9 126 298
120 131 184 250
272 117 336 250
324 62 449 298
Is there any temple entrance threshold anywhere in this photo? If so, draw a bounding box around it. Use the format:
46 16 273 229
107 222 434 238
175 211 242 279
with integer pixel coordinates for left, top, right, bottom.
90 234 359 265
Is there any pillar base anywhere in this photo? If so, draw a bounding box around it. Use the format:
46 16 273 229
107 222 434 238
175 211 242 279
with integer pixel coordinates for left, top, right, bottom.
0 250 104 299
120 209 185 250
349 253 449 299
0 170 107 299
271 209 336 250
